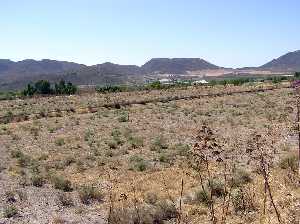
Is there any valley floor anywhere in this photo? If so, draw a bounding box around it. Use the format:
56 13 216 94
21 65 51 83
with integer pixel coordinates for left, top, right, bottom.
0 84 299 223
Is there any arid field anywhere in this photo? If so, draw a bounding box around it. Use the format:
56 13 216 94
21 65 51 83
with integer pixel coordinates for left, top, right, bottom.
0 83 299 224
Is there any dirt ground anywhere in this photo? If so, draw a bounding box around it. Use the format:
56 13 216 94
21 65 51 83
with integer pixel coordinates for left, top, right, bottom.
0 84 299 224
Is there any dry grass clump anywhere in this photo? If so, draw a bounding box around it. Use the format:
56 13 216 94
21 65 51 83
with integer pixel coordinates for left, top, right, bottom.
78 185 104 205
3 205 18 218
51 176 73 192
231 188 257 214
109 199 178 224
279 152 298 172
230 167 252 187
31 174 45 187
58 192 74 207
150 136 168 152
129 155 148 172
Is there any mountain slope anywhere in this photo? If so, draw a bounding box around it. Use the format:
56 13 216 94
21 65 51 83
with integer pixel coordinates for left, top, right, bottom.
142 58 219 74
0 57 222 90
0 59 85 76
260 50 300 71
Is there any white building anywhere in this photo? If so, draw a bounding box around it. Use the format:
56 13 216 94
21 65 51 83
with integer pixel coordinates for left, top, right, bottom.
192 80 209 85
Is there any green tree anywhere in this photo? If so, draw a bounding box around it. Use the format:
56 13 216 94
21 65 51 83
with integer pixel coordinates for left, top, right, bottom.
34 80 52 94
22 84 36 96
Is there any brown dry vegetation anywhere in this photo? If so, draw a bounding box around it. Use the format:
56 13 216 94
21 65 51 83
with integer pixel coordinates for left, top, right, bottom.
0 83 299 224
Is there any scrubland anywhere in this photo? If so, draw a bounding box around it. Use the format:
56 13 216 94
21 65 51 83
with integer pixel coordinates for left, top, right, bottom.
0 83 299 224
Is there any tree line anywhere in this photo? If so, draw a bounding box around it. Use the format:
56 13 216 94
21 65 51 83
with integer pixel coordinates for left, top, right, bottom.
22 80 77 96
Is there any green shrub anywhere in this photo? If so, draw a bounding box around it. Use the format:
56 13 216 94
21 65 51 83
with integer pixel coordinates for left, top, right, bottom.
3 206 18 218
130 155 147 172
150 136 168 152
31 174 45 187
96 85 123 93
52 176 73 192
55 138 65 146
17 154 32 167
279 154 298 172
195 189 212 206
231 188 257 213
118 112 129 122
172 143 190 156
107 140 118 149
10 150 23 158
79 185 104 204
128 136 144 149
54 80 77 95
4 111 14 124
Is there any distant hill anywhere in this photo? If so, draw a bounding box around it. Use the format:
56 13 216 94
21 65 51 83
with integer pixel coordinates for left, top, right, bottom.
0 59 85 77
141 58 219 74
0 57 220 90
260 50 300 71
0 51 299 91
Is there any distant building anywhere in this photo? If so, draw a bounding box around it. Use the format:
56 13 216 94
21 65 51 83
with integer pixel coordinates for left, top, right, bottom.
192 80 209 85
159 78 173 84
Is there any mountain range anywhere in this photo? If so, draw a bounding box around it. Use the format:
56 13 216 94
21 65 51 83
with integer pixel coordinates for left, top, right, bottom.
0 50 299 90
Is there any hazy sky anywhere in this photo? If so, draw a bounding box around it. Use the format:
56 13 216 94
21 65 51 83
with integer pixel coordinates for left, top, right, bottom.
0 0 299 67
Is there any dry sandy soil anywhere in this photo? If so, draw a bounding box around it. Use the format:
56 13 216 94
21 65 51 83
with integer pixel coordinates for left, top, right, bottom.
0 83 299 224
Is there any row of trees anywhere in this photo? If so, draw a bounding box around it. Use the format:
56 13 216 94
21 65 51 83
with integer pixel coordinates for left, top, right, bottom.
22 80 77 96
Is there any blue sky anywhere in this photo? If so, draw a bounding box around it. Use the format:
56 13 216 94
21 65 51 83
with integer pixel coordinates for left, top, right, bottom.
0 0 299 67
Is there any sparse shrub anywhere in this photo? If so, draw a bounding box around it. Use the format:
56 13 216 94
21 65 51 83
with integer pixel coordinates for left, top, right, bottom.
279 153 298 172
52 176 73 192
231 168 252 187
105 149 114 157
150 136 168 152
107 140 118 149
17 154 32 167
156 199 178 220
135 160 147 172
118 112 129 122
111 129 121 138
5 191 16 203
58 192 74 207
96 85 123 93
109 200 178 224
10 149 23 158
78 185 104 204
128 136 144 149
158 154 168 163
158 153 172 163
209 179 226 198
145 192 158 205
231 188 257 213
195 189 212 206
31 174 45 187
55 138 65 146
4 111 14 124
84 130 94 142
130 155 147 171
172 143 190 156
63 156 76 166
3 205 18 218
30 127 39 137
